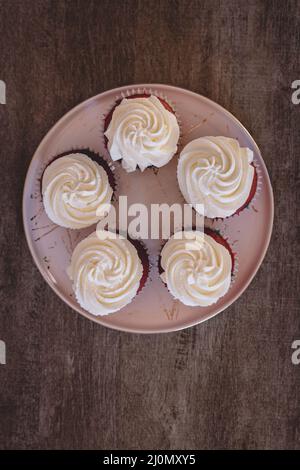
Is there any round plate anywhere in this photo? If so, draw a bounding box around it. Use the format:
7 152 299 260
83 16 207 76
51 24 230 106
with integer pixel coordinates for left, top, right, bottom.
23 84 274 333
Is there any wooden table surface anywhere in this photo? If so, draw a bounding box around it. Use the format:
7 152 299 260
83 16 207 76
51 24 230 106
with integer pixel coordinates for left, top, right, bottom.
0 0 299 450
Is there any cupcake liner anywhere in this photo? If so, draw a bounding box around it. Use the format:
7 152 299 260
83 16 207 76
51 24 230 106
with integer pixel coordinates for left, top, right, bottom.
100 87 182 169
216 229 240 290
128 237 152 296
246 158 263 212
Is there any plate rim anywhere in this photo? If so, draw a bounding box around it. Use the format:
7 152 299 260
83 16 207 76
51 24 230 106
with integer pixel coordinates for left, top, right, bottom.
22 83 274 334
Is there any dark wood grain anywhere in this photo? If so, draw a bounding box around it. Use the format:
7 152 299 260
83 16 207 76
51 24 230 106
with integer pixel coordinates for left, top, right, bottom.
0 0 299 450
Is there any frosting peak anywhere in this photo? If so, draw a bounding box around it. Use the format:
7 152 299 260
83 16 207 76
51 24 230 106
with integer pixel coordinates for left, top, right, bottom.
177 137 255 218
105 95 180 172
160 231 232 306
68 230 143 316
42 153 113 229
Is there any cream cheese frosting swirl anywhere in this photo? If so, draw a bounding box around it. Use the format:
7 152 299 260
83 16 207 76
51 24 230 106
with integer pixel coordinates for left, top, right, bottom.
177 137 254 218
160 231 232 306
68 230 143 316
42 153 113 229
104 95 180 172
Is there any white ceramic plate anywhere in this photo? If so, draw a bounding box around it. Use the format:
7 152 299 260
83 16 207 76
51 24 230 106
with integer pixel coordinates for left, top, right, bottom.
23 84 274 333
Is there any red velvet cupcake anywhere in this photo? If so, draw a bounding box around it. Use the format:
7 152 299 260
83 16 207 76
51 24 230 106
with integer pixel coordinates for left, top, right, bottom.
104 94 180 172
159 229 233 307
42 149 115 229
177 136 257 218
68 230 149 316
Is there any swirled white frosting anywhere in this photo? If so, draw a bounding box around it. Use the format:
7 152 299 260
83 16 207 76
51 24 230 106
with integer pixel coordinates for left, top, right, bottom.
104 95 180 172
177 137 254 218
42 153 113 229
68 230 143 316
160 231 232 306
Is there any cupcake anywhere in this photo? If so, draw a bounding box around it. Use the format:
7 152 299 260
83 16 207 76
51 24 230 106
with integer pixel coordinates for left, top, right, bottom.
177 136 257 218
68 230 149 316
104 94 180 172
159 230 232 307
42 152 113 229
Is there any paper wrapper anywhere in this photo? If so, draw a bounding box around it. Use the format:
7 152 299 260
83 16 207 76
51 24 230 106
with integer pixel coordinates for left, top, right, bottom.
128 237 151 297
